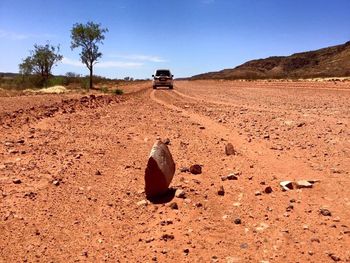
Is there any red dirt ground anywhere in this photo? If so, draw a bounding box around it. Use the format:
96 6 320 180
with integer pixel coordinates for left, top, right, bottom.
0 80 349 262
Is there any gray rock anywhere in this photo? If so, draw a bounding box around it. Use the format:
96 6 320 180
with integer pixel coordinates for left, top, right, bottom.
145 141 176 198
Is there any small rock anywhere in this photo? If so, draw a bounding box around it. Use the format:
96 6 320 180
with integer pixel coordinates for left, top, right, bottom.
286 204 294 212
221 174 238 181
189 164 202 175
225 143 236 156
296 180 313 189
175 189 186 199
263 134 270 139
332 216 340 222
329 254 341 262
95 170 102 176
234 218 242 224
255 191 262 196
160 234 174 241
264 186 273 194
183 248 190 255
195 202 203 208
180 167 190 173
240 243 248 249
137 200 150 207
280 181 294 191
163 138 171 145
52 180 60 186
320 208 332 216
169 202 179 209
160 219 173 226
311 237 320 243
145 237 155 243
217 186 225 196
13 178 22 184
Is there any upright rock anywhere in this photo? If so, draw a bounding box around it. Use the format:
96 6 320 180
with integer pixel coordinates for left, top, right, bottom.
225 143 236 156
145 141 176 198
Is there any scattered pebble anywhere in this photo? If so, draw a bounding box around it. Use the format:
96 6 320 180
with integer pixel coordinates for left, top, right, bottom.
264 186 273 194
234 218 242 224
169 202 179 209
217 186 225 196
175 189 186 199
320 208 332 217
190 164 202 175
180 167 190 173
160 234 174 241
137 200 150 207
221 174 238 181
52 180 60 186
13 178 22 184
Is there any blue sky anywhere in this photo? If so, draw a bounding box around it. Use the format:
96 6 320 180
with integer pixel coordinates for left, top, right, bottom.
1 0 349 79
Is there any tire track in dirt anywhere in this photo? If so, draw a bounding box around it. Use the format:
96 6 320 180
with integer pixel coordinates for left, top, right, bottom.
150 89 321 180
172 88 279 114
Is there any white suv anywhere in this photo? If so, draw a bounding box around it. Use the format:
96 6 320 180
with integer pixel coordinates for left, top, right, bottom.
152 69 174 89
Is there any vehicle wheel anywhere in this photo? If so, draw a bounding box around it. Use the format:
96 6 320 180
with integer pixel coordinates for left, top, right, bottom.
169 85 173 89
153 86 157 89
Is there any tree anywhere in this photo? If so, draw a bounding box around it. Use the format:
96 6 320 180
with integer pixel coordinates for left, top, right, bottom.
70 21 108 89
19 43 63 86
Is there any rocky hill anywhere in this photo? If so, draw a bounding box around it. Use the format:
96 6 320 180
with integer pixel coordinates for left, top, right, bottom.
191 41 350 79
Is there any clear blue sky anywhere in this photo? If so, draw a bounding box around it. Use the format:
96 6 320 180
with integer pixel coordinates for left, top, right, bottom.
1 0 349 79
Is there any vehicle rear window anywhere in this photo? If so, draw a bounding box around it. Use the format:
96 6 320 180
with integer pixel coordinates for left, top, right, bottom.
156 70 171 76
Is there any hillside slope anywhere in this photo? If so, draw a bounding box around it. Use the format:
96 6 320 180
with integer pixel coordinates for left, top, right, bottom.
191 41 350 79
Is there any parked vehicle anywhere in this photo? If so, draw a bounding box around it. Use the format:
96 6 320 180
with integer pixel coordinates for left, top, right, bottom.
152 69 173 89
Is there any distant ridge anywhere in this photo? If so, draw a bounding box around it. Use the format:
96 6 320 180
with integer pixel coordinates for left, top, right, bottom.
191 41 350 80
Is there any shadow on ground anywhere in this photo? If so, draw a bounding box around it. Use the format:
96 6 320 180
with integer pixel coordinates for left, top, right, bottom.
147 188 176 204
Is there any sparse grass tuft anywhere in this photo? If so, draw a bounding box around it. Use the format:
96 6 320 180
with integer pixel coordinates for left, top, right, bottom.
101 86 109 93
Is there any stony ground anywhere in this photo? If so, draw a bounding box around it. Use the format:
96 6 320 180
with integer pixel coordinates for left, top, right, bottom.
0 80 349 263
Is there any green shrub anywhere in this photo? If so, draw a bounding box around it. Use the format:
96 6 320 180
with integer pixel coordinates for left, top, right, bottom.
48 76 65 87
113 89 124 95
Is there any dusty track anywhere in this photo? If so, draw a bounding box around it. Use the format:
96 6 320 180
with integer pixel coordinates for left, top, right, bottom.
0 80 349 262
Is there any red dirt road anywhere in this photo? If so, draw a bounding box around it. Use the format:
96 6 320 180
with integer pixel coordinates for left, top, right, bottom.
1 80 349 262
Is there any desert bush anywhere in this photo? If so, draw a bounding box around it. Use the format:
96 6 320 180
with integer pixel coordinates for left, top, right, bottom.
48 76 65 87
113 89 124 95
